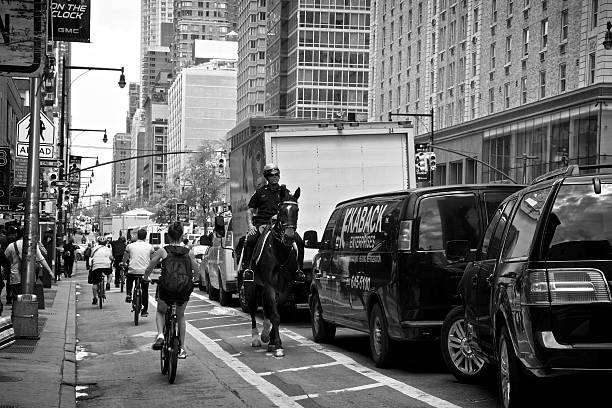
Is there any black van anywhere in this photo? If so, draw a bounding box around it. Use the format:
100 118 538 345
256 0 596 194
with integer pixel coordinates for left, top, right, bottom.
303 184 523 367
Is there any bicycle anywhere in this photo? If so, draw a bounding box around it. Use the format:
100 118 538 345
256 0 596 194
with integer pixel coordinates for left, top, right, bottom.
96 273 106 309
159 300 181 383
132 274 143 326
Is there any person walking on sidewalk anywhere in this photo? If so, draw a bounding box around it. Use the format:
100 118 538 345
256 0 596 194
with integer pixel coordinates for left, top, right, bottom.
88 237 113 305
4 228 54 304
145 222 198 359
122 229 154 317
62 237 77 278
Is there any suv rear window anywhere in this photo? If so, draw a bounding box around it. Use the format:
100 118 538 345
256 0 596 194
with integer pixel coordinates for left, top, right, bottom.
543 183 612 261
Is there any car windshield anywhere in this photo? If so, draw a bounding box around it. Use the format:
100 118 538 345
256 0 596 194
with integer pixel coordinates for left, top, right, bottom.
542 182 612 261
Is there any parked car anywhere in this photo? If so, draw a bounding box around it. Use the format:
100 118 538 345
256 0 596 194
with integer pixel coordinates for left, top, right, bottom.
304 183 523 367
191 244 210 289
198 216 237 306
441 165 612 408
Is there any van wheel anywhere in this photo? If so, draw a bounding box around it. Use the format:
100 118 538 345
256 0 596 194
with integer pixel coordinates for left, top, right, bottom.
441 306 488 383
310 292 335 343
497 325 531 408
207 274 219 301
219 274 232 306
369 303 395 368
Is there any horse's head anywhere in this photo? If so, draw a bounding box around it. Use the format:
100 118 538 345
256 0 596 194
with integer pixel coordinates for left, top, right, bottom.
277 187 300 246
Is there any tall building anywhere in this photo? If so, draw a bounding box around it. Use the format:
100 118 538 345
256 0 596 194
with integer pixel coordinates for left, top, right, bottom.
371 0 612 185
111 133 131 199
126 82 141 133
264 0 370 120
128 109 147 199
171 0 239 75
236 0 267 123
167 60 237 182
140 0 174 105
141 46 172 107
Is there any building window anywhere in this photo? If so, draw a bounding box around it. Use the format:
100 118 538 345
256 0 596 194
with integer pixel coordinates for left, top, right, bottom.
470 94 475 119
490 43 496 69
541 19 548 49
504 82 510 108
508 0 513 15
492 0 497 22
489 87 495 113
592 0 598 29
472 52 477 76
589 52 596 84
506 36 512 63
559 63 567 92
561 9 568 41
522 28 529 56
473 8 479 32
521 76 527 103
539 70 546 98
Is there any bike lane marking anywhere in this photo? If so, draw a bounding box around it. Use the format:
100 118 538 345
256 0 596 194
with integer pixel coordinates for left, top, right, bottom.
185 292 463 408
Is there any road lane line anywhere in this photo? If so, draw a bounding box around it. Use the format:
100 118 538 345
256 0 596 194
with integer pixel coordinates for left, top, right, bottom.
187 315 241 322
259 361 343 376
327 382 385 394
196 322 252 330
280 330 463 408
185 321 304 407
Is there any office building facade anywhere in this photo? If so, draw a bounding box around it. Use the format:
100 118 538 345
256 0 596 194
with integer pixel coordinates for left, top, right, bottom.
112 133 131 199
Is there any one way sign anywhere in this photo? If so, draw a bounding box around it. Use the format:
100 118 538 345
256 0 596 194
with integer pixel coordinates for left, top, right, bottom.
16 111 56 159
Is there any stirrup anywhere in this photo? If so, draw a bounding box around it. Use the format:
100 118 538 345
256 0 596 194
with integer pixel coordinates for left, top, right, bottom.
243 269 254 282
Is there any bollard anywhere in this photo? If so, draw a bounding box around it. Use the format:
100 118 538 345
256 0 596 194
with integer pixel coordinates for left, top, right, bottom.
12 294 39 339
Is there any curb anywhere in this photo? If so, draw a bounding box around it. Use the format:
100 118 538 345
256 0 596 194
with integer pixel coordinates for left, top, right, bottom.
59 281 77 408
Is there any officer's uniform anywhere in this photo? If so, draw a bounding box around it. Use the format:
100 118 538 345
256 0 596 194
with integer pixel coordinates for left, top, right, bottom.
243 184 304 274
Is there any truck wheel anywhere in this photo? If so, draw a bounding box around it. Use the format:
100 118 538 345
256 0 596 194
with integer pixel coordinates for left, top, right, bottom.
207 274 219 301
441 306 488 383
369 303 395 368
310 292 336 343
219 273 232 306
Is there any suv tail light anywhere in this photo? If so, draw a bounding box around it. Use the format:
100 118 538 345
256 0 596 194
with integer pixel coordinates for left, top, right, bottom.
523 268 611 305
398 220 412 251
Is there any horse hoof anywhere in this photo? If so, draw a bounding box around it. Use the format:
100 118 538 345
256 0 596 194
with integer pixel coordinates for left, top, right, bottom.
251 338 261 348
274 348 285 358
267 344 275 353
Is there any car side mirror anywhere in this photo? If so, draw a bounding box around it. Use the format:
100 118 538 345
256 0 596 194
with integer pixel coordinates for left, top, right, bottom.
446 240 470 262
303 230 320 249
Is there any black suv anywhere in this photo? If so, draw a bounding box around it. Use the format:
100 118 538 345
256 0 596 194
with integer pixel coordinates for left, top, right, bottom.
441 165 612 408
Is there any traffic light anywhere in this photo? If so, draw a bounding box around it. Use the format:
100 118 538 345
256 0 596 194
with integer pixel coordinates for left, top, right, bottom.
72 195 78 205
416 152 428 174
62 188 71 208
428 152 437 171
218 157 225 174
48 170 58 193
105 198 111 207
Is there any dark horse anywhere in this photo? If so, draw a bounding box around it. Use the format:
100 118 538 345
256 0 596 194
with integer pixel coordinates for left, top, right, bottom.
245 187 301 357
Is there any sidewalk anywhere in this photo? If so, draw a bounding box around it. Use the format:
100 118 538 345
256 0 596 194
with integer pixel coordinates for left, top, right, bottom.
0 276 76 408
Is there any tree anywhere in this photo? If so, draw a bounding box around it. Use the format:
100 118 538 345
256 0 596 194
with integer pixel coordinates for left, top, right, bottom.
152 141 227 227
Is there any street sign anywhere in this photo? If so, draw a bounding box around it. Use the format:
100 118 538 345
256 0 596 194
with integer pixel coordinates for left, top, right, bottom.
16 111 56 159
176 202 189 222
0 0 45 76
40 159 63 168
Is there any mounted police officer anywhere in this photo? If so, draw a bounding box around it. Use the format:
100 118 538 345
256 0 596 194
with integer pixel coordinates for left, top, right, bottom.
243 164 305 282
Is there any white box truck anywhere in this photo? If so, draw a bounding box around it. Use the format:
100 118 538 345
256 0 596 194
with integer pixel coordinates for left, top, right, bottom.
228 121 416 307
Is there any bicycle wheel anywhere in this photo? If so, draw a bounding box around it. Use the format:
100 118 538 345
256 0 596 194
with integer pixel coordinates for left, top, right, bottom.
168 334 179 384
98 281 103 309
133 292 141 326
160 312 170 375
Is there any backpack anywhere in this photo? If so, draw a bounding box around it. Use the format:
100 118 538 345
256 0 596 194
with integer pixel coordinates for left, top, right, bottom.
159 245 193 302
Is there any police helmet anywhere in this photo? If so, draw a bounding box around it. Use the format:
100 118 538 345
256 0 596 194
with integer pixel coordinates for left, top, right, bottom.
263 163 280 178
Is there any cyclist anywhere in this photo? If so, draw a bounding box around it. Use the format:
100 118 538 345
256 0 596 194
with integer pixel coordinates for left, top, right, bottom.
145 221 199 359
111 236 127 288
88 236 113 305
122 229 154 317
242 163 305 282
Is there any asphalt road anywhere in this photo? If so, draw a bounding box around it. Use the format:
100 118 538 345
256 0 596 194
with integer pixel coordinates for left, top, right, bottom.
73 264 612 407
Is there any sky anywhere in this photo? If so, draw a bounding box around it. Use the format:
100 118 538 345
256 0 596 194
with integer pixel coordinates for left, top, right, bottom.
69 0 140 207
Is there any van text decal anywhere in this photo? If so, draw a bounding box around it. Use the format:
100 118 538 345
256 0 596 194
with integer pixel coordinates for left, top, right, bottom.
340 204 388 249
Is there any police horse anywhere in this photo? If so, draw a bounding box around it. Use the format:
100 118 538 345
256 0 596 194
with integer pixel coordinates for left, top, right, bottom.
244 188 301 357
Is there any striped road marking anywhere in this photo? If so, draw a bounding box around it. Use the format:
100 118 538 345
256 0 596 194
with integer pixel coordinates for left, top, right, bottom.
159 292 463 408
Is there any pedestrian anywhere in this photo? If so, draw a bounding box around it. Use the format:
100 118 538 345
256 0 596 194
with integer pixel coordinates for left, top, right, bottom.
88 236 113 304
62 237 77 278
4 228 54 304
122 229 154 317
83 242 92 270
111 236 127 288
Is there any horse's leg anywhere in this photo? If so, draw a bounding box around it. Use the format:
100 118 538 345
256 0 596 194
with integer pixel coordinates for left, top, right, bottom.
265 287 284 357
249 285 261 348
261 287 272 344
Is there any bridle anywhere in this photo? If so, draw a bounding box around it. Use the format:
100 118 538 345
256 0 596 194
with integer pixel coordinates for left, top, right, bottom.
272 200 298 247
